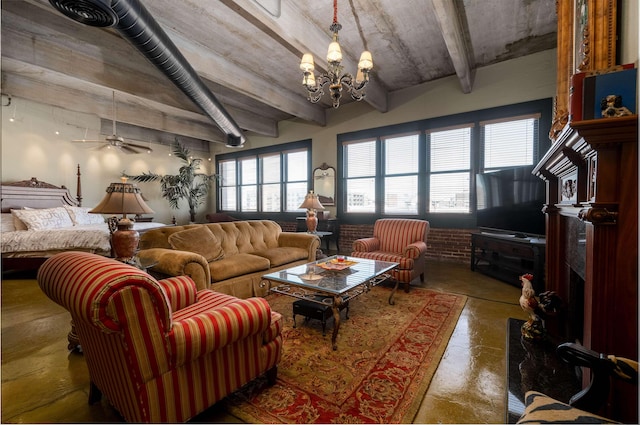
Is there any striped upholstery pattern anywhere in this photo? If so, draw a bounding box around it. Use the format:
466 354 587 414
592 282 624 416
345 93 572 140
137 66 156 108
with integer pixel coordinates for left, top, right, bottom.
37 252 283 423
351 219 429 287
517 391 619 424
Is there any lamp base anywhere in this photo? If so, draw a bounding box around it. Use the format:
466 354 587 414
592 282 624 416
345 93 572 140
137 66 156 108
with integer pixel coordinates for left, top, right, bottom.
306 211 318 233
111 218 139 261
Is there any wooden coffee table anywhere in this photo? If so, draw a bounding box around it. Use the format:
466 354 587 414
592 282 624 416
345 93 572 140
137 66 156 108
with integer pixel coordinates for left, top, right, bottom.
262 255 398 350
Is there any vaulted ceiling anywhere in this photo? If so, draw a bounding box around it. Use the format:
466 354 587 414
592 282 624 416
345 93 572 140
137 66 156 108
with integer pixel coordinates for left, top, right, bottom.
1 0 557 147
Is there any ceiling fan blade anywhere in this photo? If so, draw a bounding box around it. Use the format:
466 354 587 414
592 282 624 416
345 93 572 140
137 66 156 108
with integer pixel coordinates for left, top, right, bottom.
121 145 140 154
71 139 103 143
125 142 153 152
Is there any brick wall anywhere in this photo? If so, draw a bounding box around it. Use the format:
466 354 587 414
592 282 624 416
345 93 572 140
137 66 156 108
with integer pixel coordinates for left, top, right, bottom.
338 224 472 264
279 220 473 264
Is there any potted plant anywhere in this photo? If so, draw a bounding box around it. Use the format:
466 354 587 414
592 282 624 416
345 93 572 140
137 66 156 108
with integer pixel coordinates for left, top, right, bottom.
125 140 216 223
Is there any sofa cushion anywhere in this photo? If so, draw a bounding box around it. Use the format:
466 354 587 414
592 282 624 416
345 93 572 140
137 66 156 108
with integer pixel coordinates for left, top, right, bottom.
252 247 309 267
168 226 224 262
350 251 414 270
209 253 270 282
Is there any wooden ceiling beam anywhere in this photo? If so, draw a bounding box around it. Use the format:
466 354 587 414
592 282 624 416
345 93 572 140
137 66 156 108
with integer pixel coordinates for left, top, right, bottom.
221 0 388 113
431 0 475 94
1 64 229 143
1 20 279 136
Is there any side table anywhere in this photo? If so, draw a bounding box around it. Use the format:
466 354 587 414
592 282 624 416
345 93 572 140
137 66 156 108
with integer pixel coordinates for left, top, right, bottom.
296 217 339 252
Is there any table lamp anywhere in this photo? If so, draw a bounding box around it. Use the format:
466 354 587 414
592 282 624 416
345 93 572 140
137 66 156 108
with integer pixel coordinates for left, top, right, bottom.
298 190 324 233
90 177 154 261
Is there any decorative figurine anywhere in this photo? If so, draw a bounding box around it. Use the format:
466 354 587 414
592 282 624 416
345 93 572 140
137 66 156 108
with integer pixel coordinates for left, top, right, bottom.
519 274 562 340
601 94 633 117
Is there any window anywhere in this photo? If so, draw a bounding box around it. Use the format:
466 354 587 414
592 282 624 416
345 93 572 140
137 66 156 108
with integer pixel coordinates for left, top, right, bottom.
344 139 376 213
481 114 539 170
218 160 236 210
216 140 311 214
338 99 551 225
384 133 419 214
428 126 471 213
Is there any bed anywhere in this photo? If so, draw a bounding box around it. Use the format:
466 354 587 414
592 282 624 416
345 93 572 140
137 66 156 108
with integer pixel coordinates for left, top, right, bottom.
1 167 166 272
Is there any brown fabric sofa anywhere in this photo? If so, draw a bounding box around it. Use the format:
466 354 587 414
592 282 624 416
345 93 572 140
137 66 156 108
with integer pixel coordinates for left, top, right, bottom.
137 220 320 298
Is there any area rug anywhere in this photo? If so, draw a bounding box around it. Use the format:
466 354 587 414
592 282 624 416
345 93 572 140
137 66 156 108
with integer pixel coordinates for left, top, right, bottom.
223 286 467 424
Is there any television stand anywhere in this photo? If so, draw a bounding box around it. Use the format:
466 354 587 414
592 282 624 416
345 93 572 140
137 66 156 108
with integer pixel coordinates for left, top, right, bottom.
471 228 546 293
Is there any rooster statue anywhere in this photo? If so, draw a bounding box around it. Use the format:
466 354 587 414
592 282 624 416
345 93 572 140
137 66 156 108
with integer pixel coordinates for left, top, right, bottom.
519 274 562 340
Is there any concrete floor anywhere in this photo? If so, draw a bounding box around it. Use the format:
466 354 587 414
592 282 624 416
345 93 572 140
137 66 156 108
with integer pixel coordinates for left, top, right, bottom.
1 260 524 423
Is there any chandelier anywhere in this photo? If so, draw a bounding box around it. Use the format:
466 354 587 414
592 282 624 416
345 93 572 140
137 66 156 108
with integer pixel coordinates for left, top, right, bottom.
299 0 373 108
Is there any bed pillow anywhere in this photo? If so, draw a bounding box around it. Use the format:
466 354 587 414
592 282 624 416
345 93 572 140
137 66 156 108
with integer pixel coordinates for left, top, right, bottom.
64 206 105 225
168 226 224 262
1 213 16 232
9 210 29 231
11 207 74 231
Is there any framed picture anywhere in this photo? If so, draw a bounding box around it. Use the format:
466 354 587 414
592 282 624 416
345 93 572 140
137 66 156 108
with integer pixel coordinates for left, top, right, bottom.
587 156 597 201
561 172 578 203
550 0 618 140
574 0 589 72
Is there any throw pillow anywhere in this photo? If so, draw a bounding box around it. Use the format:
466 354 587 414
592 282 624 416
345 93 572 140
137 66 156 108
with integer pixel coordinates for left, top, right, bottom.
64 205 105 225
168 226 224 262
11 207 73 231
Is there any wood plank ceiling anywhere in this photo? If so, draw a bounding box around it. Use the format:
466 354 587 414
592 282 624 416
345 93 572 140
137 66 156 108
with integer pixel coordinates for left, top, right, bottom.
1 0 557 147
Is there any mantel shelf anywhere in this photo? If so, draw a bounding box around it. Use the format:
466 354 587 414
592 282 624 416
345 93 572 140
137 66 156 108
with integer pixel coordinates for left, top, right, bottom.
570 115 638 146
533 115 638 181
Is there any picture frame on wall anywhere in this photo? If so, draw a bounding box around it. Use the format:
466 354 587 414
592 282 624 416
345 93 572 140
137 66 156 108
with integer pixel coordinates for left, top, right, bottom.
551 0 618 139
561 172 578 203
587 156 597 201
574 0 589 73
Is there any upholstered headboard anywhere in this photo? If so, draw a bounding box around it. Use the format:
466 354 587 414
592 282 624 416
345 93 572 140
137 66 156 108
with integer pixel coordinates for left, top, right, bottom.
1 165 82 213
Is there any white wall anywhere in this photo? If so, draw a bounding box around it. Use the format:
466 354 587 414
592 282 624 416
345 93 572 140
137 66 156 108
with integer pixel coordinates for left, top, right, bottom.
1 99 214 224
620 0 639 65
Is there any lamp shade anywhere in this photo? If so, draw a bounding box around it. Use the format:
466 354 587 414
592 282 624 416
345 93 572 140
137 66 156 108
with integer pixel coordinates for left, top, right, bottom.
300 53 315 72
326 41 342 63
358 51 373 71
298 190 324 210
90 178 154 216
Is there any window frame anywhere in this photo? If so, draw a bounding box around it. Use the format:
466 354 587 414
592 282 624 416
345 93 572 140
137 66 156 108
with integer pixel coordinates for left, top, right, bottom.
337 98 552 227
215 139 312 220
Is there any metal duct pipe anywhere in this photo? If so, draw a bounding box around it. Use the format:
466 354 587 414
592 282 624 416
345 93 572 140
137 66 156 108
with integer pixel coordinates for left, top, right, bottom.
49 0 246 147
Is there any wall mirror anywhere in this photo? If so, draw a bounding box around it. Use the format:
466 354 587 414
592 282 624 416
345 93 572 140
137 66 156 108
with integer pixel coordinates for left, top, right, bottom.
313 162 336 206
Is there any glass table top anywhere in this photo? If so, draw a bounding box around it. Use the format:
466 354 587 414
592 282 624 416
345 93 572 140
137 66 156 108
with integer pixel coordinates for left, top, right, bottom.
262 255 398 295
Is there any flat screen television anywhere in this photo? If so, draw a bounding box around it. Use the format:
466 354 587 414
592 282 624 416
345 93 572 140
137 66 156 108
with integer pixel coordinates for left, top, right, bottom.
476 165 546 236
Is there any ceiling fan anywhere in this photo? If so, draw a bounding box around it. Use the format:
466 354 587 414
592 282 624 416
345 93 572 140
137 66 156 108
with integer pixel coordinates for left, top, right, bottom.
72 91 153 154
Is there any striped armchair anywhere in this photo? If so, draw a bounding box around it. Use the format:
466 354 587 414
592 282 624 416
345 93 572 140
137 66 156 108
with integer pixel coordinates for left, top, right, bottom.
351 219 429 292
37 252 283 423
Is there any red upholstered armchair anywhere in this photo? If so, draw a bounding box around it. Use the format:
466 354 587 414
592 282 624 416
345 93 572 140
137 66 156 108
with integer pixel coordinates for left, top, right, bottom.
37 252 283 423
351 219 429 292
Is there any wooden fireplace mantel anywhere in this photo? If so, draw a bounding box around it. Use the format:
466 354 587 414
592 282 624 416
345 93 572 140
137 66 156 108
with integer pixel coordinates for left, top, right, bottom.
534 115 637 422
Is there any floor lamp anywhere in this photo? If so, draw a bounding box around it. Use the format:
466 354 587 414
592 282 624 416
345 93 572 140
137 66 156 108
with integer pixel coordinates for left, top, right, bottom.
298 190 324 233
90 177 154 261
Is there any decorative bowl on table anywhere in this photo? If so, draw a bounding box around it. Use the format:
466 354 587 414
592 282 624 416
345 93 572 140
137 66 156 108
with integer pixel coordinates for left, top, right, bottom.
318 258 358 271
